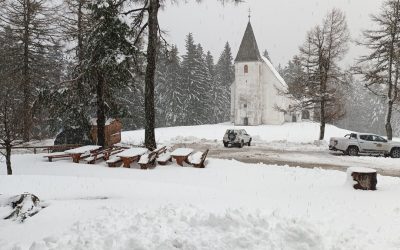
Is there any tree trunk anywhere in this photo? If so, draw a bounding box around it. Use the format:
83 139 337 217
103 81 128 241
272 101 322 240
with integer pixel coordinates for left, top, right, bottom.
348 168 377 190
319 99 326 140
96 70 106 148
22 0 31 142
144 0 159 150
6 143 12 175
386 100 394 140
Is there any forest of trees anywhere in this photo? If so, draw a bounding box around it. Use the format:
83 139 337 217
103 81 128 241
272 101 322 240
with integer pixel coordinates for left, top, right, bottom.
2 0 400 174
0 0 237 174
155 35 233 127
0 0 234 144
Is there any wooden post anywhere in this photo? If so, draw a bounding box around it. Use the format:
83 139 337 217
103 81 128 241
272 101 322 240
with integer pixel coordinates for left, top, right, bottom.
347 167 377 190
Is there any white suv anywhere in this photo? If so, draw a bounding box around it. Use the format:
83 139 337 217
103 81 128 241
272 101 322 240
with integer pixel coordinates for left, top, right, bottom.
223 129 252 148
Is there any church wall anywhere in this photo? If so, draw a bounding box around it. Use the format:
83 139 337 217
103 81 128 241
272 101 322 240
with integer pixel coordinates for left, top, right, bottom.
260 63 288 125
230 82 235 122
233 61 263 125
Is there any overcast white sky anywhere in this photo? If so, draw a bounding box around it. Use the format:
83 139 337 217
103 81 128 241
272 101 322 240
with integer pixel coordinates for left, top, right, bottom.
158 0 383 67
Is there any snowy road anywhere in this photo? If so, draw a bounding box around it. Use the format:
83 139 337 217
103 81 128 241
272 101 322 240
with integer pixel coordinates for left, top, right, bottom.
172 142 400 177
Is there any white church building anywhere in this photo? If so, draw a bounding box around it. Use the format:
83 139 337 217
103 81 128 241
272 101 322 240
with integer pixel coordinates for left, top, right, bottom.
230 21 306 125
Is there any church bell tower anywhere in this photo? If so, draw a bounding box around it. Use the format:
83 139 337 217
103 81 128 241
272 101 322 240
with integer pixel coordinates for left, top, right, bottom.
231 19 263 126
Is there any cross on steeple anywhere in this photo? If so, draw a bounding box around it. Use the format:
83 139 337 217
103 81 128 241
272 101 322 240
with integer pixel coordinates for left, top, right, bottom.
248 8 251 21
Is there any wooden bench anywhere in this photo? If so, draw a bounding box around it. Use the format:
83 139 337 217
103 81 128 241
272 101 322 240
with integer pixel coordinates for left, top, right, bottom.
188 149 209 168
43 152 70 162
84 152 105 164
103 147 124 161
84 147 119 164
157 152 172 165
138 146 167 169
106 156 122 168
105 146 132 168
170 148 194 166
64 145 102 163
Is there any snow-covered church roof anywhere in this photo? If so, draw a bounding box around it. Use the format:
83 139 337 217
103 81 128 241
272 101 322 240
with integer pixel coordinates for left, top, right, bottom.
261 55 288 88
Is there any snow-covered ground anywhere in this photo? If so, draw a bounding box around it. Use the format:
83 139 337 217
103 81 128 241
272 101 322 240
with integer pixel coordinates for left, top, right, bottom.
1 154 400 249
123 122 400 175
2 122 400 249
121 122 351 146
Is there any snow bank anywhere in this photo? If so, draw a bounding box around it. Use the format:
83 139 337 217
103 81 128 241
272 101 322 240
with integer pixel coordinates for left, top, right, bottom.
2 154 400 249
122 122 351 145
30 206 325 250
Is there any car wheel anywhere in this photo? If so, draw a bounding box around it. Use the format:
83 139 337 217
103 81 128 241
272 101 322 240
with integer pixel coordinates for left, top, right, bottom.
248 139 251 146
391 148 400 158
223 142 228 147
239 141 244 148
347 146 359 156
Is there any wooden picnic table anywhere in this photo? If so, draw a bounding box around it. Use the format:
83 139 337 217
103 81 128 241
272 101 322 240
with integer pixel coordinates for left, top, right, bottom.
170 148 193 166
116 148 148 168
64 145 102 163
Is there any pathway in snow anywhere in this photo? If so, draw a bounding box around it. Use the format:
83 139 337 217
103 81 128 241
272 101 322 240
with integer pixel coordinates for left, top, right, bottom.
173 141 400 177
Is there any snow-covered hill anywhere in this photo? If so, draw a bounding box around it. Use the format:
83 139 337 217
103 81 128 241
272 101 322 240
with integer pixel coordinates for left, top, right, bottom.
122 122 351 145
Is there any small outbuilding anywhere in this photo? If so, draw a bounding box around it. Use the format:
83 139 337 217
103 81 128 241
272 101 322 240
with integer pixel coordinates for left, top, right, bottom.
90 118 122 147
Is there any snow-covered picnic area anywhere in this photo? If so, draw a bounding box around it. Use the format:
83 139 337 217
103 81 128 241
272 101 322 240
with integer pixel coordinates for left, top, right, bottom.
1 122 400 249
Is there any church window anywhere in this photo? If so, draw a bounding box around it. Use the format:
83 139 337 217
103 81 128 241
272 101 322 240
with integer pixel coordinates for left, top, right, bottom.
244 65 248 74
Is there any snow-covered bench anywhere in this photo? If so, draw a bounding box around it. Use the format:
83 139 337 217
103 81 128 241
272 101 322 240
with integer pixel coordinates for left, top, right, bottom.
106 156 122 168
157 152 172 165
104 146 140 168
83 147 122 164
43 152 70 162
83 153 105 164
138 146 167 169
188 149 209 168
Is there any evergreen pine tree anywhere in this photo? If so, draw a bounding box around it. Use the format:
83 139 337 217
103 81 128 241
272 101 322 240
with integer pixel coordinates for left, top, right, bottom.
205 51 215 78
181 34 211 125
155 45 185 127
215 42 234 122
81 0 137 146
263 49 272 63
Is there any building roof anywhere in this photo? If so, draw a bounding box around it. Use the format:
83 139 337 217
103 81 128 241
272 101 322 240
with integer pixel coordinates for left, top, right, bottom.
235 21 262 62
261 56 288 88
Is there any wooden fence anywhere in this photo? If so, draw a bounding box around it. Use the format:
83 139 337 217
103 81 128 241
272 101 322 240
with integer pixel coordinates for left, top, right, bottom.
0 144 81 154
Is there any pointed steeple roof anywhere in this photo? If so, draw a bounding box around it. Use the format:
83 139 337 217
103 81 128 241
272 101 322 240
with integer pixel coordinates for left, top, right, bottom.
235 21 261 62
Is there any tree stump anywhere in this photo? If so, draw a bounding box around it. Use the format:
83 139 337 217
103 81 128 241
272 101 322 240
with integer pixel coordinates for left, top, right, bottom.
3 193 45 222
346 167 377 190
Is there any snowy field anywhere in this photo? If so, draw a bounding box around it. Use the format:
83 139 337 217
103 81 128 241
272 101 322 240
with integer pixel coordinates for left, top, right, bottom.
121 122 351 146
1 155 400 249
123 122 400 175
2 122 400 249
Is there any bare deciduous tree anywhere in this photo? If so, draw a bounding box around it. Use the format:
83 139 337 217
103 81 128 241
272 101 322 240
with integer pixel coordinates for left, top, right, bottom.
280 8 349 140
0 27 24 175
357 0 400 140
0 0 60 141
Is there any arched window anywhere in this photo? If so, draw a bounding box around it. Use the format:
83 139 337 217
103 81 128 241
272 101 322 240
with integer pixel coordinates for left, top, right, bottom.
244 65 248 74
